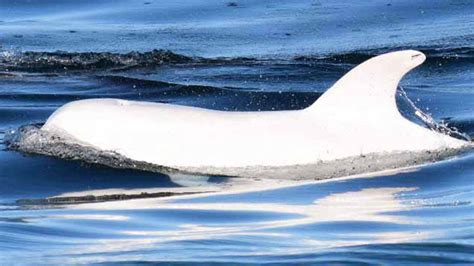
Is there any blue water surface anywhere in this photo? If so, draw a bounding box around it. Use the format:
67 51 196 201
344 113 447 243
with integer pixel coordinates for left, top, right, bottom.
0 0 473 264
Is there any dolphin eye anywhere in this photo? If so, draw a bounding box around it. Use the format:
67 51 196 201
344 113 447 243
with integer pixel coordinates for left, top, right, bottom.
411 53 422 59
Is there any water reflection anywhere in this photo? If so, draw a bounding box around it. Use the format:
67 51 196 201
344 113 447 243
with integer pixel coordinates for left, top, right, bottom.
44 185 420 261
2 154 473 265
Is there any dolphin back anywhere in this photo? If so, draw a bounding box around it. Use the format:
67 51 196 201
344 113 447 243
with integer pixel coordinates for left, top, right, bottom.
12 50 468 179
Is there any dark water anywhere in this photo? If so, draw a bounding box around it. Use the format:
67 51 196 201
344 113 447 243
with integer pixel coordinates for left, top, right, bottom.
1 0 474 264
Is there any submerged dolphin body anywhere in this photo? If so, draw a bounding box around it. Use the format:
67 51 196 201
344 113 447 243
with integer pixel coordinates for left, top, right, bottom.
39 50 469 179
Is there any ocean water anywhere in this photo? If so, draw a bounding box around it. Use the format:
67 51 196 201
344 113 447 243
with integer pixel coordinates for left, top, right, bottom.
1 0 473 264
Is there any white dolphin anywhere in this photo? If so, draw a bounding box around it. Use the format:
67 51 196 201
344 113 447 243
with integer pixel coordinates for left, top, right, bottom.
38 50 470 179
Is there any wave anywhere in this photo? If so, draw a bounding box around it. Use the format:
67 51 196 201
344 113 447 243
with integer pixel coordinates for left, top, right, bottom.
2 42 472 73
0 49 194 72
0 49 261 72
294 45 474 64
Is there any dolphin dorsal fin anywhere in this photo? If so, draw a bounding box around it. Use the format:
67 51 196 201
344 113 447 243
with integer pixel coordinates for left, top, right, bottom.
306 50 426 120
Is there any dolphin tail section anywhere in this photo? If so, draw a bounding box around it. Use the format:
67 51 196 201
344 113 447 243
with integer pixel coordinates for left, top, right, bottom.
305 50 426 119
